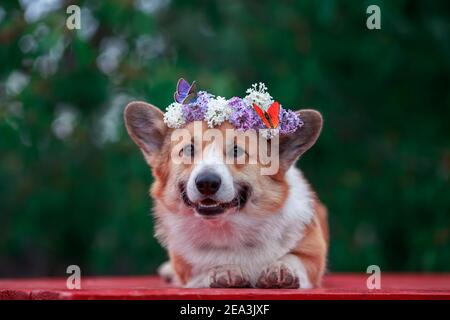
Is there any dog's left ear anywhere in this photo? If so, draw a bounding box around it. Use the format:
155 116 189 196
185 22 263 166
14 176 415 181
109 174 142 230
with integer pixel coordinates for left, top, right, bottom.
278 109 323 171
124 101 168 165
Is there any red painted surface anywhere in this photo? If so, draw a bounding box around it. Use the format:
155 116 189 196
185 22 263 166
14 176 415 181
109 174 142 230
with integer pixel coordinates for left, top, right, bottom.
0 273 449 300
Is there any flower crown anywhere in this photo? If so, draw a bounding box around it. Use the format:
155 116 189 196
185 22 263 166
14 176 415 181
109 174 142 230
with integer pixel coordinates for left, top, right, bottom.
163 78 303 139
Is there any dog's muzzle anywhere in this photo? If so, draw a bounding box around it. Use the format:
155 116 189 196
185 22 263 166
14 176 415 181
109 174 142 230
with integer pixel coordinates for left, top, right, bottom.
179 183 250 218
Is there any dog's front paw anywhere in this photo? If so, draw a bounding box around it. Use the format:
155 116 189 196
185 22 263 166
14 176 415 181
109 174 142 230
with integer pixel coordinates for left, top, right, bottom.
256 262 300 289
208 265 251 288
157 261 174 283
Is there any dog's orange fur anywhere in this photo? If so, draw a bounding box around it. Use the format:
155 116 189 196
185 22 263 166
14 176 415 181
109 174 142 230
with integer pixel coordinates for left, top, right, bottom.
291 198 328 287
170 251 192 285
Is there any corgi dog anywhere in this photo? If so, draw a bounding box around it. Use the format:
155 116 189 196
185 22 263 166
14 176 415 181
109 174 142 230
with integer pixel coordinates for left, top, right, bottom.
124 99 328 289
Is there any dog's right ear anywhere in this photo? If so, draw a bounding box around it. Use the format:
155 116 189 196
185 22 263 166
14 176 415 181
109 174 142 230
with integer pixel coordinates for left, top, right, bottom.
278 109 323 172
124 101 168 163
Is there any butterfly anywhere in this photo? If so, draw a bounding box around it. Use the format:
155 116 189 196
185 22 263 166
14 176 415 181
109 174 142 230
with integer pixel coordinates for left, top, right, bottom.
253 101 280 129
174 78 197 104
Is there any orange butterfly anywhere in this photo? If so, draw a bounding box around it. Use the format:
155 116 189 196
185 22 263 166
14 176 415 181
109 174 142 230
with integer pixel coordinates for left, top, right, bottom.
253 101 280 129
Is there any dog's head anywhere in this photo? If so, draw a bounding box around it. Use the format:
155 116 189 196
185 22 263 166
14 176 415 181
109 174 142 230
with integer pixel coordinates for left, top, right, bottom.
124 101 322 220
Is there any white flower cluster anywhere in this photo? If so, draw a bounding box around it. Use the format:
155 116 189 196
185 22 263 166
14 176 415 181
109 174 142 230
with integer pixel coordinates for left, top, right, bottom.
260 128 280 139
244 82 273 111
163 102 185 128
204 96 233 128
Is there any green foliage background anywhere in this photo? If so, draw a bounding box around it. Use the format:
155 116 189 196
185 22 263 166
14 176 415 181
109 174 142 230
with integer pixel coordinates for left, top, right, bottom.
0 0 449 277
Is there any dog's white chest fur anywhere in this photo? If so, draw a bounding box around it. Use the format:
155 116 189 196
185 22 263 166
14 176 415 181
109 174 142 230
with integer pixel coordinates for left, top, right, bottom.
159 167 314 285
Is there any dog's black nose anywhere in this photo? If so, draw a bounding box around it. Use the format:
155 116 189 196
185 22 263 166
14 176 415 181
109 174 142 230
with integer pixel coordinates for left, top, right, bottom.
195 172 221 196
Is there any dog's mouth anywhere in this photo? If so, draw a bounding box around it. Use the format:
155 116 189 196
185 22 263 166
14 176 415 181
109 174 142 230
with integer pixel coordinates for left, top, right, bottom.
179 184 250 218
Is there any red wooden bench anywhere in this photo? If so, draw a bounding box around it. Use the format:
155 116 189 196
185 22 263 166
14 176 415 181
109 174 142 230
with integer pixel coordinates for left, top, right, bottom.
1 273 449 300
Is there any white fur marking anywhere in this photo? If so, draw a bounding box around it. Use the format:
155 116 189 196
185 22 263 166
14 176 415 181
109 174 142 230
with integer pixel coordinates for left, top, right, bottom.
186 143 235 203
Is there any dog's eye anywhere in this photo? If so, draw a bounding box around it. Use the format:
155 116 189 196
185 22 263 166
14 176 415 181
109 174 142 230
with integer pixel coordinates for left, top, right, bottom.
231 145 244 158
180 144 195 157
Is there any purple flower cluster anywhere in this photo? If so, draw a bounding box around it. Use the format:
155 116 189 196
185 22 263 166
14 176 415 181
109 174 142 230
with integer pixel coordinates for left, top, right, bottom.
228 97 264 131
182 91 213 122
279 108 303 134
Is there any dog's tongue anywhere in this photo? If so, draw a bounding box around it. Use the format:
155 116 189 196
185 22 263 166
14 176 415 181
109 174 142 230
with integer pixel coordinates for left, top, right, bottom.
200 198 218 206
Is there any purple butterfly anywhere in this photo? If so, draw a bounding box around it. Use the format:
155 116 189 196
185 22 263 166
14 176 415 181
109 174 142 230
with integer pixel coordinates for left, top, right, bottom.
174 78 197 104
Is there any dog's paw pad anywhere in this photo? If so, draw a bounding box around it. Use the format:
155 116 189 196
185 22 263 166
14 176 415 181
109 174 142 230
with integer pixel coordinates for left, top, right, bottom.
209 265 251 288
256 263 300 289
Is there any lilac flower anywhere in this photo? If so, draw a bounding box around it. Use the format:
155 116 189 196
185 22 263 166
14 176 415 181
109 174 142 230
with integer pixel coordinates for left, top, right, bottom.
164 102 185 128
182 91 213 122
279 108 303 135
228 96 264 131
205 96 232 127
244 82 273 111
